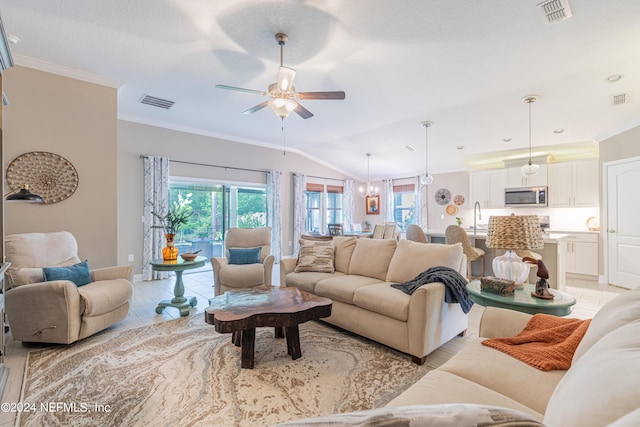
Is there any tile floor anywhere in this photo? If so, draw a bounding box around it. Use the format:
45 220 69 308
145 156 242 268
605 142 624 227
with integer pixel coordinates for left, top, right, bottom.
0 267 628 426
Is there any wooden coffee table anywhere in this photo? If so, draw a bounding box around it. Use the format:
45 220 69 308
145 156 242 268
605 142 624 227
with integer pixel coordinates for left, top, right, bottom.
205 286 332 369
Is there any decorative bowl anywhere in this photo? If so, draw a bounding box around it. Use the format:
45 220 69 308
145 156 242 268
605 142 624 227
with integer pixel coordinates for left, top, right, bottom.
180 253 197 261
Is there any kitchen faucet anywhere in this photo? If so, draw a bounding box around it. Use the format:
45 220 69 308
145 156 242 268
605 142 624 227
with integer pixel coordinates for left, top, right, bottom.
473 201 482 235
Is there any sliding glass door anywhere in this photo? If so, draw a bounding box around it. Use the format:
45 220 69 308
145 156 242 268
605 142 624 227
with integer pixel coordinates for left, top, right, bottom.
169 181 266 268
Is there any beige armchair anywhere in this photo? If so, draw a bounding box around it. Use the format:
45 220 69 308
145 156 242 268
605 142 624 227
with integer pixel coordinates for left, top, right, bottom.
210 227 274 296
4 231 133 344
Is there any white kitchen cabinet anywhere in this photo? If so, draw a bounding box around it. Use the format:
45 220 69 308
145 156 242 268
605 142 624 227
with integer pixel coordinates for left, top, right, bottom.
564 232 598 276
505 164 547 188
548 159 599 207
470 169 505 209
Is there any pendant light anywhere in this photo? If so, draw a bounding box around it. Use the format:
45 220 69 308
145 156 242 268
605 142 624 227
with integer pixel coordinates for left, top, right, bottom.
6 184 43 203
359 153 379 197
420 121 434 185
521 95 540 176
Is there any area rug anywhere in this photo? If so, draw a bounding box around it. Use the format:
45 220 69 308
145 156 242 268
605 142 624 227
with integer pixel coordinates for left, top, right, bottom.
19 316 434 426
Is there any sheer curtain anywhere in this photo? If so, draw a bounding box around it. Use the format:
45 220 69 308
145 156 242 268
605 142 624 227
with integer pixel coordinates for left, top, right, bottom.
383 178 394 223
414 175 428 229
292 173 306 255
266 170 282 263
142 156 169 280
343 179 354 232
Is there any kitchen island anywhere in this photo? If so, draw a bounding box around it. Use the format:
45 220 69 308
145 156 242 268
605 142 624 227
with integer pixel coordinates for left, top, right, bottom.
427 230 568 290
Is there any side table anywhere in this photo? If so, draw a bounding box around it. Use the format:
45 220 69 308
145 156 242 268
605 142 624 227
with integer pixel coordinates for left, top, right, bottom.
466 280 576 316
151 256 206 316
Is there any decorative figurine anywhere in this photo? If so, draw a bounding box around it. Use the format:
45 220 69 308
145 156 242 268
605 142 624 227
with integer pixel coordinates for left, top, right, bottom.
523 257 554 300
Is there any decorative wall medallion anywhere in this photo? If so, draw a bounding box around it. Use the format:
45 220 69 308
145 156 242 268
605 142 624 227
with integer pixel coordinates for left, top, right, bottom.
6 151 79 204
454 194 465 206
445 204 458 215
434 188 451 205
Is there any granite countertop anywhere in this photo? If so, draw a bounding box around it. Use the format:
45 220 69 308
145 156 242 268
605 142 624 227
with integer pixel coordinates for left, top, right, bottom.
425 229 569 244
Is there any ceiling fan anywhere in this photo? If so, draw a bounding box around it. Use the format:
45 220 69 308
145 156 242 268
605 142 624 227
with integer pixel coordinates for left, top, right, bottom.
216 33 346 120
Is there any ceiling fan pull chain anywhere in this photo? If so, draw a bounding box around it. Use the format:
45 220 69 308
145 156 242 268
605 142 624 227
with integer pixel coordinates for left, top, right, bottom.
281 118 286 155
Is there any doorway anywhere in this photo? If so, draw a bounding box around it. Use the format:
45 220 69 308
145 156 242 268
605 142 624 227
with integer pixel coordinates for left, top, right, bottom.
604 156 640 289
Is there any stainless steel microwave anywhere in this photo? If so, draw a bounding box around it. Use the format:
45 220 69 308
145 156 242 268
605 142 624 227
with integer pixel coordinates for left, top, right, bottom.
504 186 547 207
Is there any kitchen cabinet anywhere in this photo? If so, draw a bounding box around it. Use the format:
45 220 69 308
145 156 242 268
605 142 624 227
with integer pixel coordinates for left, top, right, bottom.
505 164 547 188
470 169 505 209
548 159 599 207
564 232 598 276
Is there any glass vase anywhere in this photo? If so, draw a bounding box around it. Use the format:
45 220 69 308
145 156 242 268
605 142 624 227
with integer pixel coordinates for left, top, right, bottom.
162 233 179 261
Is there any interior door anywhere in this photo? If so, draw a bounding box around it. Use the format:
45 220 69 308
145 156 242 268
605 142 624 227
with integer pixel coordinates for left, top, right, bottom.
605 157 640 289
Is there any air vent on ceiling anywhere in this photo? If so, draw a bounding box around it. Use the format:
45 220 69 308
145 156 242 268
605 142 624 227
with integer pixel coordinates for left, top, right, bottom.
537 0 573 24
139 94 175 109
610 93 628 106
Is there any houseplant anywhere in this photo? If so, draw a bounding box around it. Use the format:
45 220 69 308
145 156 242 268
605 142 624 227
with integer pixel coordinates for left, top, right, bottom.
152 195 192 260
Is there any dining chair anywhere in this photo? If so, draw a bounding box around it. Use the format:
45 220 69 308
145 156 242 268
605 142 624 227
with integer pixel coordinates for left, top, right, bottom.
445 225 485 280
383 223 397 239
372 224 385 239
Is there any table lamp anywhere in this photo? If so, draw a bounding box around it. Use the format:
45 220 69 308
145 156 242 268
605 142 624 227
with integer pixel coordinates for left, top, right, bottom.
486 214 543 288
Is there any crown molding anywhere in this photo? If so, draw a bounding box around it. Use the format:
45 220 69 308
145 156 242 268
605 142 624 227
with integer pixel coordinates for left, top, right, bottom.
13 54 122 88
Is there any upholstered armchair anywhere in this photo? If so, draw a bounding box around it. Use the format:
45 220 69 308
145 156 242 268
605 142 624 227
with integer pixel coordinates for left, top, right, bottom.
4 231 133 344
210 227 274 296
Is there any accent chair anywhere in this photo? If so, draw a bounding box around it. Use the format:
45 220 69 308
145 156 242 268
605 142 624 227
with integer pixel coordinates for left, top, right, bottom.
4 231 133 344
210 227 275 296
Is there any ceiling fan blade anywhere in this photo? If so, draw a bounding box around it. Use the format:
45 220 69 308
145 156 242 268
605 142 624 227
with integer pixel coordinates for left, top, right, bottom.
277 66 296 92
297 91 346 100
294 103 314 119
242 101 270 115
215 84 268 96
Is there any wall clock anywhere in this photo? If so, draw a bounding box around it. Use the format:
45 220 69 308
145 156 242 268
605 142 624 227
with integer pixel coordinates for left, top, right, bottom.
434 188 451 205
6 151 79 204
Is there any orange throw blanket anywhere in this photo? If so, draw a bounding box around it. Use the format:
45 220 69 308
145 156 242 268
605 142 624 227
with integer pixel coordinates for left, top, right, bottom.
482 313 591 371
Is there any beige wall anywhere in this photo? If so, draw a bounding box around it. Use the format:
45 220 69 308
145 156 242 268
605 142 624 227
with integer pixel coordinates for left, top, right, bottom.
599 125 640 163
117 120 351 272
3 66 118 267
426 171 470 231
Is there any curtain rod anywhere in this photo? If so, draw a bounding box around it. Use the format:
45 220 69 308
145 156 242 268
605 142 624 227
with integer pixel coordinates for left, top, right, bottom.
140 155 266 174
306 174 346 183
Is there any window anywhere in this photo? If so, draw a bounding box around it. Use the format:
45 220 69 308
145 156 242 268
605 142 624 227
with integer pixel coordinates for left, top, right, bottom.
305 183 343 234
393 184 415 232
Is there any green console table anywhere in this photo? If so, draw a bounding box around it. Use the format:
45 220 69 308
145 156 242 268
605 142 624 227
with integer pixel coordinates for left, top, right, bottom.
466 280 576 316
151 256 206 316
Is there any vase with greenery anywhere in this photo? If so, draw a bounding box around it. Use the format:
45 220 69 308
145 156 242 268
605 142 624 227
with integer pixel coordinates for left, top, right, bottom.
152 196 192 261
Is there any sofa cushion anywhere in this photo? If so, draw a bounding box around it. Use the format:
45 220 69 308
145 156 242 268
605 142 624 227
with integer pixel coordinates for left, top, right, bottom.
314 275 382 304
386 240 463 283
348 238 397 281
353 282 410 322
78 279 133 316
385 370 544 420
437 338 565 415
294 240 334 273
332 236 357 274
218 263 265 287
275 403 545 426
43 260 92 287
544 320 640 427
285 271 345 293
573 287 640 362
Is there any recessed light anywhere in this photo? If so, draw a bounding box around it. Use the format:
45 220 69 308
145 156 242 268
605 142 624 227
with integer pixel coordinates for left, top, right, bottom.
404 144 417 152
502 137 512 142
553 128 565 134
456 146 464 150
606 74 623 82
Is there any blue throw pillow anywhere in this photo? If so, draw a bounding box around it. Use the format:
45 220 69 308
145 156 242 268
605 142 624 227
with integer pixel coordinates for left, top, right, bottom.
43 260 92 287
228 247 261 265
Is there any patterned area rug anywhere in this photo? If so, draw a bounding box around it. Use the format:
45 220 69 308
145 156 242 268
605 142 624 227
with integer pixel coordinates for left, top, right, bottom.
19 316 433 426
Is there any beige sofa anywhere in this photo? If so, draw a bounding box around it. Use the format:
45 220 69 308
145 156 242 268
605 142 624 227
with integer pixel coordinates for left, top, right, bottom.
384 286 640 426
280 237 470 364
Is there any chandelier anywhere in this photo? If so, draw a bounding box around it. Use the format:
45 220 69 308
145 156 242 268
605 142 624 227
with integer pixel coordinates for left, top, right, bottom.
521 95 540 176
420 121 434 185
359 153 379 197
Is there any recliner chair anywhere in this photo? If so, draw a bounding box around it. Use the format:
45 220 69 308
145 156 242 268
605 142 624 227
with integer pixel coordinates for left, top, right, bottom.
4 231 133 344
210 227 274 296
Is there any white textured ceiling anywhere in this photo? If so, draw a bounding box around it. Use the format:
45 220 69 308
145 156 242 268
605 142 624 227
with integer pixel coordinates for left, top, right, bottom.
1 0 639 181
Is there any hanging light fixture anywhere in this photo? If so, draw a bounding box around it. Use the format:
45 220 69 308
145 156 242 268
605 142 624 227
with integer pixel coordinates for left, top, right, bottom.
521 95 540 176
359 153 379 197
420 121 434 185
6 184 43 203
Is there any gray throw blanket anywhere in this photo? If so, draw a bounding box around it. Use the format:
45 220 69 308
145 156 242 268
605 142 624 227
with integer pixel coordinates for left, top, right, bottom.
391 266 474 314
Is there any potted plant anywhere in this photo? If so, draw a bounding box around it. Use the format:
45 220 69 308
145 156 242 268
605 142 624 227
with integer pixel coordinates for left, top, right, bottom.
152 195 192 260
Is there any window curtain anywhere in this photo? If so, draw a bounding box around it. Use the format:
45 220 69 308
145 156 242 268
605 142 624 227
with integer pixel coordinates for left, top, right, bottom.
292 172 306 255
266 170 283 263
383 178 394 223
343 179 354 232
143 156 170 280
415 175 428 229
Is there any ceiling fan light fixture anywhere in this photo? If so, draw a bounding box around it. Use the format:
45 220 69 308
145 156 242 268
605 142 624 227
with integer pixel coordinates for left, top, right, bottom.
277 66 296 92
269 98 297 118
